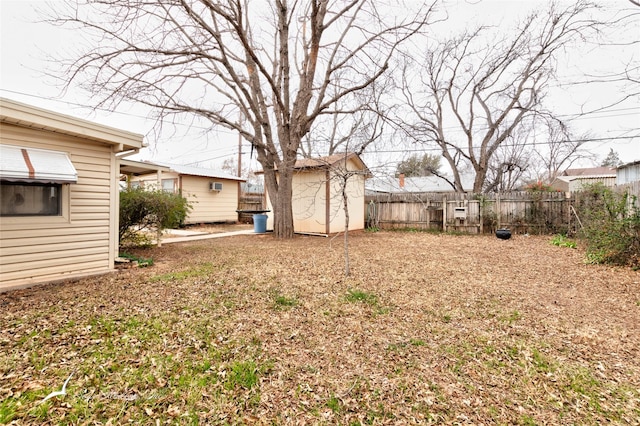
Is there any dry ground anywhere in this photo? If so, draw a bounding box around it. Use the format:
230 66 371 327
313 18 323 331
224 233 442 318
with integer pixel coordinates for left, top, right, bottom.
1 229 639 425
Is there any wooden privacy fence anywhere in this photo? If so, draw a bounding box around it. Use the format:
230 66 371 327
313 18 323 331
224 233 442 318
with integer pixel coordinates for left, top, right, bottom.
365 192 577 235
237 193 265 223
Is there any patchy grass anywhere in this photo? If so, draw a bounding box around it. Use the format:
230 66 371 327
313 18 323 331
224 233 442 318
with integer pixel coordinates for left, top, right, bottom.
1 231 639 424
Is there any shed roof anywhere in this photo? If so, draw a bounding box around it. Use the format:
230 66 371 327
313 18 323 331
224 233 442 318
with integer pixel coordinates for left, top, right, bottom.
257 152 371 177
0 97 144 151
293 153 368 171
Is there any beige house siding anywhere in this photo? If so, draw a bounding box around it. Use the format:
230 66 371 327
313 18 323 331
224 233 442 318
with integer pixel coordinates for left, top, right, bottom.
0 98 143 292
129 172 241 224
568 176 616 192
180 175 239 224
0 125 114 289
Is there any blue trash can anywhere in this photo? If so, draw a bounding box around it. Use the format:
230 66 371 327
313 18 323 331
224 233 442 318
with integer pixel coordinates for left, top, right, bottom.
253 214 267 234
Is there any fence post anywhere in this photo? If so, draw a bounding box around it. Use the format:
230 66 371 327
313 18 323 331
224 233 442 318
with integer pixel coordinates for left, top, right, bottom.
442 196 447 232
497 192 501 229
479 195 484 234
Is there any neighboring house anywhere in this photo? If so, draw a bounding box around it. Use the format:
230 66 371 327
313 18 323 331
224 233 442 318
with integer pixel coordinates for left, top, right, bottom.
366 173 475 195
121 160 246 224
616 160 640 185
264 153 371 235
0 98 144 292
550 167 616 192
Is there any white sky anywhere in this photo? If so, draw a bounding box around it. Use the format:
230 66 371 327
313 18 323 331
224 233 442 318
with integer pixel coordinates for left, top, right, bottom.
1 0 638 173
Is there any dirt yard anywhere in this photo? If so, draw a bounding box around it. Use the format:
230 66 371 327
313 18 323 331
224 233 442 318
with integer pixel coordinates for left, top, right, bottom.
1 229 639 425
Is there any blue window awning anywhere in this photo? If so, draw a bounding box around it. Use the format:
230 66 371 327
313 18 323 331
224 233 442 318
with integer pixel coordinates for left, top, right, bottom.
0 144 78 183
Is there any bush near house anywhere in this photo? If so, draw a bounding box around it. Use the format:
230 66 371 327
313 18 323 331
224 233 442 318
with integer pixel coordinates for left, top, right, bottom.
119 187 191 245
576 183 640 268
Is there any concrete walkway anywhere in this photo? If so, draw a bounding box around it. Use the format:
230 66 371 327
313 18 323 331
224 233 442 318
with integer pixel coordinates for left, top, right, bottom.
160 229 258 244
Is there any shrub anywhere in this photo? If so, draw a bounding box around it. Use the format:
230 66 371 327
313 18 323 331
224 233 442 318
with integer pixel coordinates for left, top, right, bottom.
119 187 191 245
575 183 640 267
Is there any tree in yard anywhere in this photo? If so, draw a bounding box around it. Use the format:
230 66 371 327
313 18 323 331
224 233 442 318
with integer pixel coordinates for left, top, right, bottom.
396 153 441 178
323 153 370 277
299 101 383 276
484 118 591 190
396 1 600 193
601 148 622 167
49 0 432 238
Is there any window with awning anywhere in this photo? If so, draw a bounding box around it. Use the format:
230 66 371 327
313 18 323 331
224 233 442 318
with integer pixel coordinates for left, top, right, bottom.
0 145 76 216
0 144 78 184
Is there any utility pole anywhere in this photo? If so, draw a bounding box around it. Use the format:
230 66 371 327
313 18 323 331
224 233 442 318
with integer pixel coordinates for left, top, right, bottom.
237 115 243 222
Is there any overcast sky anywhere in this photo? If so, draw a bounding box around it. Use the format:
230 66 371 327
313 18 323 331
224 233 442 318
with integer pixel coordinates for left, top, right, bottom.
1 0 638 173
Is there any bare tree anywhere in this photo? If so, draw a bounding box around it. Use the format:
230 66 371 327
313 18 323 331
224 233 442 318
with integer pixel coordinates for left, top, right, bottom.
530 121 592 183
396 1 599 193
49 0 432 238
299 73 390 158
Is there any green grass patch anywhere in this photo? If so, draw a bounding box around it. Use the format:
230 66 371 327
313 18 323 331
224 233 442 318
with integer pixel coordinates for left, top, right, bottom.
270 289 298 309
345 289 378 306
326 395 341 413
226 360 259 390
550 234 577 249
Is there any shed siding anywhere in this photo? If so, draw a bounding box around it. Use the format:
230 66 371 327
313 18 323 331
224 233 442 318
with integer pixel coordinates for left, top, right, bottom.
0 123 116 291
326 160 366 233
289 157 367 234
292 169 327 234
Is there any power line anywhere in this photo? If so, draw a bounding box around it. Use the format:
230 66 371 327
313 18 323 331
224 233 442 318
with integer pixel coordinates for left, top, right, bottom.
368 135 638 154
3 88 639 129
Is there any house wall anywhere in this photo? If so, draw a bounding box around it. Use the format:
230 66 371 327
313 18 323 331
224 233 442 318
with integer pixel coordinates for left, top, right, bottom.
0 123 118 291
129 173 240 224
180 175 239 224
568 176 616 192
617 163 640 185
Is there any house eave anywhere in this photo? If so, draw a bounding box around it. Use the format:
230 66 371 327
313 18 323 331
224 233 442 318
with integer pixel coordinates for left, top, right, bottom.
0 97 144 151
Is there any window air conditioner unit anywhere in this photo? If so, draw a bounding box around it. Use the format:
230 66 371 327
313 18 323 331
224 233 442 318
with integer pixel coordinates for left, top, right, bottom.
209 182 223 191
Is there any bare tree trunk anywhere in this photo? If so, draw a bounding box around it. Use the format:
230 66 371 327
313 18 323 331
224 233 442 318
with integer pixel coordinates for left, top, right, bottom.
342 179 350 277
270 168 295 239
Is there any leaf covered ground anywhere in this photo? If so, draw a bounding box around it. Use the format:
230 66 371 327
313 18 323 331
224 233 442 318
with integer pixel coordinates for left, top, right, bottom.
1 229 639 425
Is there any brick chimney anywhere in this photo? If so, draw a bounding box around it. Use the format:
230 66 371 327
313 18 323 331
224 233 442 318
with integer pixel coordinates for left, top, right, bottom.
399 173 405 188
